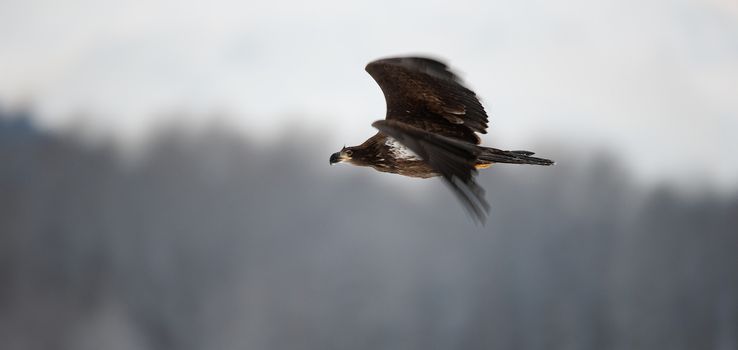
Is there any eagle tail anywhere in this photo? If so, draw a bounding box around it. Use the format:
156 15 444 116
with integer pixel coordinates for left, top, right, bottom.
478 147 555 166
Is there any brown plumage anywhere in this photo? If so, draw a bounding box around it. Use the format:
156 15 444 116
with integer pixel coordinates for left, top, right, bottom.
330 56 554 223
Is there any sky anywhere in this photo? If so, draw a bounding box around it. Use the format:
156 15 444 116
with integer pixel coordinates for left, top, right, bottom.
1 0 737 189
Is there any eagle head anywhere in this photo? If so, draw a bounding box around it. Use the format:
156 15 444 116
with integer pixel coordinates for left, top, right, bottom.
329 146 354 165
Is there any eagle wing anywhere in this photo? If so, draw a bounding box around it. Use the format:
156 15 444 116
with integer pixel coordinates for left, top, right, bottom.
372 120 489 223
365 56 489 145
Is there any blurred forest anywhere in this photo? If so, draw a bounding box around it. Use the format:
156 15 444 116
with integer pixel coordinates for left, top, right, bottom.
1 105 737 350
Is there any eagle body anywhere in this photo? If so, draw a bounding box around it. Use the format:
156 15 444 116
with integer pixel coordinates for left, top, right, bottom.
342 133 500 179
343 133 437 178
330 56 554 222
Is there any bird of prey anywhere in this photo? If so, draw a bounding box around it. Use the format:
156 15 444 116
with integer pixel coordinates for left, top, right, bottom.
330 56 554 222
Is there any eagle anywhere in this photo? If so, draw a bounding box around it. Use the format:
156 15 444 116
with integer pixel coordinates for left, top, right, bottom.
330 56 554 222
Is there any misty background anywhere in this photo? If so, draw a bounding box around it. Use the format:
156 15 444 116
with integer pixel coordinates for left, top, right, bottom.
1 106 737 349
2 0 738 349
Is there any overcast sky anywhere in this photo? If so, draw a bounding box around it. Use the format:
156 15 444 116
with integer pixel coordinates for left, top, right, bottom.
1 0 737 189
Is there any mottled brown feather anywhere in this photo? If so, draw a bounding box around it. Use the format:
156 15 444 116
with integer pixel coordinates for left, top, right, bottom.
365 57 489 145
372 120 489 223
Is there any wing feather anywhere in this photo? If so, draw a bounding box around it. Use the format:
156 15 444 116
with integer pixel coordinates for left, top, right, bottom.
372 120 489 223
365 57 490 145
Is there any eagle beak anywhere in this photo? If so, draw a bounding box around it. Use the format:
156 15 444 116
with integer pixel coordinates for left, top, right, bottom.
330 150 351 165
329 152 341 165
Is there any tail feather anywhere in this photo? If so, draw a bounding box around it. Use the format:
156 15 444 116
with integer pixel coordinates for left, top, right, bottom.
479 147 555 166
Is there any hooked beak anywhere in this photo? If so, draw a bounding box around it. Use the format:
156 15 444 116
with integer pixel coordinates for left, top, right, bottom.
329 152 341 165
330 150 350 165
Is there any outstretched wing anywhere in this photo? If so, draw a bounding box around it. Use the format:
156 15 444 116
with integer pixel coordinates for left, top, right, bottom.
366 56 489 145
373 120 489 223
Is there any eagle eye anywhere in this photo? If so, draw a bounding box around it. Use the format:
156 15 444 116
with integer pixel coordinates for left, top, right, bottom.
345 150 353 156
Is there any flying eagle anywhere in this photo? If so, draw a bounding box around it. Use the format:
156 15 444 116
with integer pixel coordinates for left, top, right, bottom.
330 56 554 222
